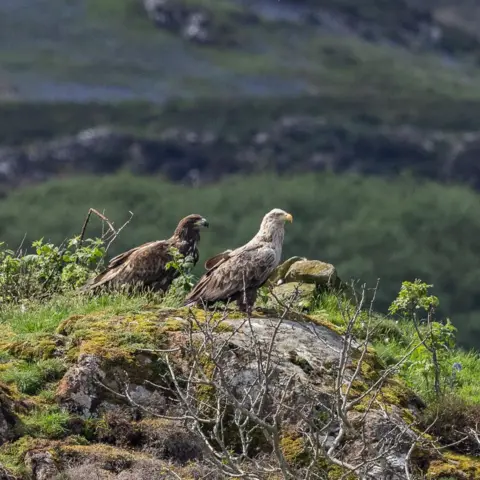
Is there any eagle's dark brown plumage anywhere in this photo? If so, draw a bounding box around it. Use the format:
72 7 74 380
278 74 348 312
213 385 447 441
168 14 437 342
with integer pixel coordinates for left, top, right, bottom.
84 214 209 293
184 209 292 312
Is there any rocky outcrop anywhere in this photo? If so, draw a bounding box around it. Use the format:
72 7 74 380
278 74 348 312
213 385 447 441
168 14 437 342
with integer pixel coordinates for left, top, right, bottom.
24 451 59 480
142 0 238 45
3 119 480 191
0 279 477 478
0 385 22 447
267 257 342 309
284 259 338 286
56 354 106 416
46 305 423 478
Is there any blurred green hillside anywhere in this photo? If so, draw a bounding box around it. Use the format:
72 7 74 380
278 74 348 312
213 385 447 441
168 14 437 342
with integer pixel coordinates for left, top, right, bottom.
2 0 480 101
2 172 480 350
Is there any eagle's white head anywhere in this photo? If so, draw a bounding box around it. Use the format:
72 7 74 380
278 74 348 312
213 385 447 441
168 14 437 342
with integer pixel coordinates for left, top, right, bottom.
256 208 293 245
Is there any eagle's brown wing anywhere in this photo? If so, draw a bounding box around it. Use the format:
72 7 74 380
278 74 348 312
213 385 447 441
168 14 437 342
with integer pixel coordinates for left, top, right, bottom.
85 240 174 291
185 244 276 305
204 250 232 270
106 241 158 269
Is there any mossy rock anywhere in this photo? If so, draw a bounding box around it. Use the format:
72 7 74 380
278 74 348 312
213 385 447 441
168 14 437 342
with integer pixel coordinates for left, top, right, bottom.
57 311 168 362
285 260 339 288
426 452 480 479
271 282 317 309
267 256 307 286
0 336 60 361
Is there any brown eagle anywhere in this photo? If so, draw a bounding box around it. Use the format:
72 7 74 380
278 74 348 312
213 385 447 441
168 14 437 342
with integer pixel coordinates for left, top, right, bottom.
83 214 209 293
184 208 293 312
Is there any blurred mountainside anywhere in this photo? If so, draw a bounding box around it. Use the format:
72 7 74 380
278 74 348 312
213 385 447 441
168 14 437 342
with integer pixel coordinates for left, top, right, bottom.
3 0 480 189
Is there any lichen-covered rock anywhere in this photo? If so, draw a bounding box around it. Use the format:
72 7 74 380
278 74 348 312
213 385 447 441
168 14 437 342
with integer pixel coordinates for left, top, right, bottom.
271 282 317 309
347 407 417 479
0 463 15 480
56 354 105 415
267 256 307 286
285 259 338 287
220 315 345 389
0 385 22 447
25 450 59 480
55 353 168 418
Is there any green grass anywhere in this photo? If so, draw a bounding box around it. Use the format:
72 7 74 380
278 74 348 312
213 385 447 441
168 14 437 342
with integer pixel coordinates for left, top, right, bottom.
312 292 480 406
21 407 71 439
0 292 161 336
1 359 66 395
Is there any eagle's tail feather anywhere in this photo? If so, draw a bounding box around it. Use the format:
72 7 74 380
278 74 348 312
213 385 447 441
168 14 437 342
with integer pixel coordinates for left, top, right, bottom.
184 274 211 306
81 266 121 292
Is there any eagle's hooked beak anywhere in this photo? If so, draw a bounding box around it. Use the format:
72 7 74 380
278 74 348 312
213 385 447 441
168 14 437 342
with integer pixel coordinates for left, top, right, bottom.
196 218 209 228
285 213 293 223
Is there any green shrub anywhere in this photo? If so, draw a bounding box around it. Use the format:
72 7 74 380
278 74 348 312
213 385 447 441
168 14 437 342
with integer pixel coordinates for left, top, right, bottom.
0 236 105 304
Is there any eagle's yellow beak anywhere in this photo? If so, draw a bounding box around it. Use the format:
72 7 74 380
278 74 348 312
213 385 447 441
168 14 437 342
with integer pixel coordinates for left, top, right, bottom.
285 213 293 223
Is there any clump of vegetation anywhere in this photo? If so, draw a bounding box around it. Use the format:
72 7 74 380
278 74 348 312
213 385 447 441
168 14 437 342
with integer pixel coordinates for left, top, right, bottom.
0 236 105 304
316 280 480 407
388 280 457 401
21 406 71 439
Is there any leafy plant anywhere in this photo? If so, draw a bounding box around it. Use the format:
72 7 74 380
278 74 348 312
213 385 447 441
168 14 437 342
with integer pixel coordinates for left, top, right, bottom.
389 280 456 400
389 279 439 317
0 236 105 305
164 246 198 305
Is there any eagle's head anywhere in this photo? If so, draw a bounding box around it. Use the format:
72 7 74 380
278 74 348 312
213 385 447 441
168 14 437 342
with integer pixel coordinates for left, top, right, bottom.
262 208 293 226
257 208 293 242
174 214 209 239
184 214 210 230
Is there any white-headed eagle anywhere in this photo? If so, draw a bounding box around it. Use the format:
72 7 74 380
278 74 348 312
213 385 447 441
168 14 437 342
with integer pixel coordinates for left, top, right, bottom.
184 208 292 312
83 214 209 293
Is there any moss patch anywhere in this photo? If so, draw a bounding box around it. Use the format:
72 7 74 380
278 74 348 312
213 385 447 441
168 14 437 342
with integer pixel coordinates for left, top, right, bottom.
0 335 59 361
426 452 480 479
280 432 309 466
306 313 344 335
57 312 167 362
60 442 153 471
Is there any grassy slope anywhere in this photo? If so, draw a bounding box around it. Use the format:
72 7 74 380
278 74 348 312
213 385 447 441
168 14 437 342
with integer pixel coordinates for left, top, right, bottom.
1 173 480 349
3 0 480 104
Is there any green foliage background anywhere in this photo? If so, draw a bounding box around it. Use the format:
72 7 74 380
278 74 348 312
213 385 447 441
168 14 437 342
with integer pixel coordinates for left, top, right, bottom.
1 172 480 349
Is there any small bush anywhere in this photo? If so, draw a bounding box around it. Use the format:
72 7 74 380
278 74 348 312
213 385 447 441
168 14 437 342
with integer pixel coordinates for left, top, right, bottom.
420 395 480 455
0 236 105 305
